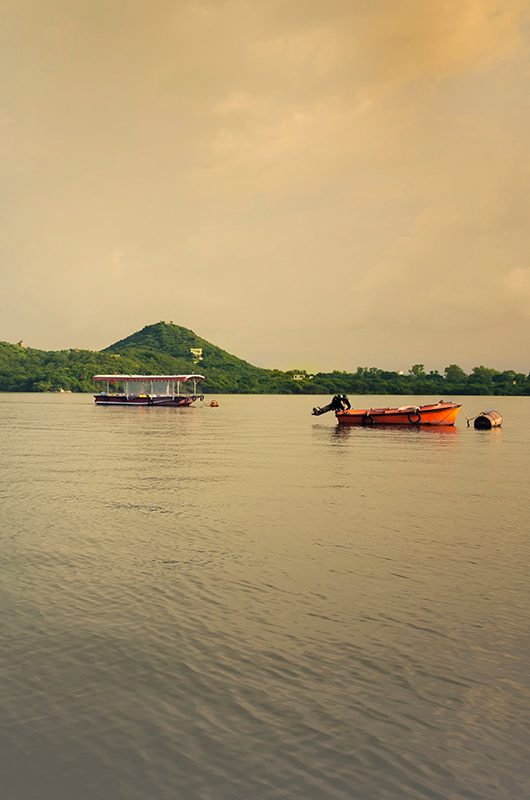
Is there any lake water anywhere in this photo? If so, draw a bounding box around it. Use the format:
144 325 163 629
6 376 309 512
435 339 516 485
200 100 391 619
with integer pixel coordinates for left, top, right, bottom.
1 393 529 800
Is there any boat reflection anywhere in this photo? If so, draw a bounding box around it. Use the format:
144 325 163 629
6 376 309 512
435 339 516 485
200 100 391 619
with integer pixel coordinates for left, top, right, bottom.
331 423 460 441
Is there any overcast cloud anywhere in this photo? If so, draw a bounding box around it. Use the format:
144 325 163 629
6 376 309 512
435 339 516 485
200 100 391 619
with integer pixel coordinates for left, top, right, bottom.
1 0 529 371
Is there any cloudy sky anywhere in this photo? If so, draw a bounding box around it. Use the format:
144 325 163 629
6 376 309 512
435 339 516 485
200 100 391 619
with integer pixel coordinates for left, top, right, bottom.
1 0 529 371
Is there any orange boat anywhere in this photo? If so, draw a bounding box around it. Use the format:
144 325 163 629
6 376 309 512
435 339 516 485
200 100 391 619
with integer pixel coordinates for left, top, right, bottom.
336 401 461 426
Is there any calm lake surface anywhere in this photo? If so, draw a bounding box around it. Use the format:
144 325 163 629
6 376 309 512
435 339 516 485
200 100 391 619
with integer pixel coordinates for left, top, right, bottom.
1 393 529 800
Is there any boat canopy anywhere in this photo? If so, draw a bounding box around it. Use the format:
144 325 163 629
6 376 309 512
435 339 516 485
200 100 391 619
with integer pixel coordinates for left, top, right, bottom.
93 374 205 382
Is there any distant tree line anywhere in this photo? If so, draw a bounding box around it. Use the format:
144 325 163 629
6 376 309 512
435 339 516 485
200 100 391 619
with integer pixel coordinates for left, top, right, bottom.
294 364 530 396
1 343 528 396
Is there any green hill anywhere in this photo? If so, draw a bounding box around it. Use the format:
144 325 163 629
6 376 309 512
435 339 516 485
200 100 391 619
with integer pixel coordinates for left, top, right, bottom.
103 321 273 392
0 322 300 394
0 321 528 394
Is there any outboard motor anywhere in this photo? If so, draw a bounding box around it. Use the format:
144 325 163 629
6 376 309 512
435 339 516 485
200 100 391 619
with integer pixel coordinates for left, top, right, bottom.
312 394 350 416
312 400 336 416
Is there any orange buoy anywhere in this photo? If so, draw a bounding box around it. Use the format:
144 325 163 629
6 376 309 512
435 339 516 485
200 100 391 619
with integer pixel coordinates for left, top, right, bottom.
209 400 219 407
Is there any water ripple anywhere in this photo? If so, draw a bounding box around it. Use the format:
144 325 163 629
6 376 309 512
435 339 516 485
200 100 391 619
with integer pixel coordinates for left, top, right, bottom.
1 393 529 799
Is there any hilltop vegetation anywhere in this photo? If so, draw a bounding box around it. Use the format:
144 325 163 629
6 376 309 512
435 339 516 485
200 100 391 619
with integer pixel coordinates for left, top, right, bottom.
1 322 529 395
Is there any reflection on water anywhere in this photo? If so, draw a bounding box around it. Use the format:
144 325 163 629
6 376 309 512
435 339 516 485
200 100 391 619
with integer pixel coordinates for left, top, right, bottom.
331 423 460 440
1 393 529 800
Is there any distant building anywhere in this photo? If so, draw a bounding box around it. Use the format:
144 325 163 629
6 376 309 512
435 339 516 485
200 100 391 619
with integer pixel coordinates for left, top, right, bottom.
190 347 203 362
292 372 314 381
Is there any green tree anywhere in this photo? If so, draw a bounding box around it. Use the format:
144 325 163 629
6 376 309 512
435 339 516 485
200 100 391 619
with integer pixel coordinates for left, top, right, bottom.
444 364 466 383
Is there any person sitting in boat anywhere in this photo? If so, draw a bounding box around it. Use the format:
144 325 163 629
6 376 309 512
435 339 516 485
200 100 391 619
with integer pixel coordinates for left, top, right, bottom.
330 394 343 411
331 394 351 411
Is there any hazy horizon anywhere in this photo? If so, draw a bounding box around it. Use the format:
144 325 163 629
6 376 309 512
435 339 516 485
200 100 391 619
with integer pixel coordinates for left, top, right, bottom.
2 1 529 372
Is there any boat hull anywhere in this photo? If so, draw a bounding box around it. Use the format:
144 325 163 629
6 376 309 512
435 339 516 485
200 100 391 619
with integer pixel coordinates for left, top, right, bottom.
94 394 196 407
336 402 461 426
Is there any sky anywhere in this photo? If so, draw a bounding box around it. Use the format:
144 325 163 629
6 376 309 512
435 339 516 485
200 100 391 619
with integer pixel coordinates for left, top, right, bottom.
1 0 529 372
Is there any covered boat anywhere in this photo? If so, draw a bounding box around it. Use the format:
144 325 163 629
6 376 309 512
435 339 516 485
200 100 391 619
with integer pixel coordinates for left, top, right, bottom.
93 374 205 407
336 401 461 426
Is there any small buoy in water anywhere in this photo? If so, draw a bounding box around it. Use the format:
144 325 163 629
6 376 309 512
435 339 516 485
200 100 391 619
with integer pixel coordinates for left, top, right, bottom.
210 400 219 407
474 410 502 429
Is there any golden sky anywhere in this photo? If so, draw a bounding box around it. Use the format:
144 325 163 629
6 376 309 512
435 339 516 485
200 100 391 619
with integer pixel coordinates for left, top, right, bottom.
1 0 529 370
